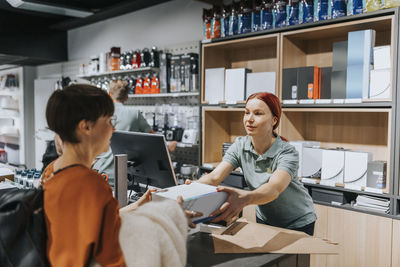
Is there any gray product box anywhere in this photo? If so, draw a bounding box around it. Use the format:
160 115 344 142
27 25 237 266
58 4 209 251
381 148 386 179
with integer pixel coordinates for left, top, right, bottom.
331 41 348 99
367 161 387 189
320 67 332 99
159 52 171 93
282 68 298 100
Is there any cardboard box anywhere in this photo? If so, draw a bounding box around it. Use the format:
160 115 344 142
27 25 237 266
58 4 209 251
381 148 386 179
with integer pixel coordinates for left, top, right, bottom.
373 45 390 70
290 141 321 177
205 68 225 104
344 151 372 187
370 68 390 99
246 72 276 98
225 68 252 103
346 30 375 99
152 183 227 224
212 218 340 254
367 161 387 189
302 147 322 178
321 149 345 185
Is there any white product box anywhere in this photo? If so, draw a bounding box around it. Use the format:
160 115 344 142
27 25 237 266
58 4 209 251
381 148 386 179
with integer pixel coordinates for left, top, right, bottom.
225 68 252 103
289 141 321 177
373 46 391 70
205 68 225 104
370 68 390 99
302 147 323 178
321 149 345 186
152 183 227 224
344 151 372 188
245 72 276 98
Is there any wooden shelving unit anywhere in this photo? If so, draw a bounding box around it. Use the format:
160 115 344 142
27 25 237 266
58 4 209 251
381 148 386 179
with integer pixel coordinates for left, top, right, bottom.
201 9 398 199
201 34 280 103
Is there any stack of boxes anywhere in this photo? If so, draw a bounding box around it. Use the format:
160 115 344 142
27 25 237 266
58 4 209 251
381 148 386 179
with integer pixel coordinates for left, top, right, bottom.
204 68 276 104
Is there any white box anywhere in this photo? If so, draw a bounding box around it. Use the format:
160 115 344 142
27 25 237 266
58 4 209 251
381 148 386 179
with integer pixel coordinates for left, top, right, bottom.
225 68 252 103
289 141 321 177
373 46 390 70
302 147 323 178
205 68 225 104
321 149 345 185
370 68 390 99
152 183 227 224
344 151 372 187
246 72 276 98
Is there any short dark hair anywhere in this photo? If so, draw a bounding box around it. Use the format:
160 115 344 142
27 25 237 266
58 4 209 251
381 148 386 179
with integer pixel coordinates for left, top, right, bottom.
46 84 114 143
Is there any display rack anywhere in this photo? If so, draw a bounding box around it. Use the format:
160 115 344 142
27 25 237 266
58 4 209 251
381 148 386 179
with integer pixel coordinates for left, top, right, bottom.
200 8 400 266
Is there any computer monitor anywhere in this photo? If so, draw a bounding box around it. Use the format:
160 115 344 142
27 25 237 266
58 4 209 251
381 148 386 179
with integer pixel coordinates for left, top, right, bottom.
110 130 178 189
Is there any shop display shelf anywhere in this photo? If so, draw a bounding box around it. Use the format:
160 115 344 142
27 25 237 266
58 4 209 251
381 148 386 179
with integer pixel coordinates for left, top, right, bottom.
128 92 199 98
77 67 160 80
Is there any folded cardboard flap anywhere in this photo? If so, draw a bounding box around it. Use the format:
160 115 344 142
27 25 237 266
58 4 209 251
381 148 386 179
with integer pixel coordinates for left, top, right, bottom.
212 219 339 254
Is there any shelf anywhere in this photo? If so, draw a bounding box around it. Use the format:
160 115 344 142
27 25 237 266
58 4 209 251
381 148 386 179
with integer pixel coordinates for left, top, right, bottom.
300 179 391 198
282 101 393 108
0 90 20 97
0 135 19 145
128 92 199 98
202 8 397 45
202 34 279 103
313 201 396 219
77 67 159 80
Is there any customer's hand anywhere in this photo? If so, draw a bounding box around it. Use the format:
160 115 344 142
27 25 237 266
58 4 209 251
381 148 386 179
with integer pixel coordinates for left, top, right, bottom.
167 141 177 152
209 186 249 223
120 188 157 213
177 196 202 228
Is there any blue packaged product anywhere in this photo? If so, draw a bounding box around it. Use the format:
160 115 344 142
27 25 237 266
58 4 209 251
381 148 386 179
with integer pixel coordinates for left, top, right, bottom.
274 0 288 28
302 0 314 23
221 5 230 37
318 0 329 20
238 0 252 34
229 2 239 35
251 2 262 32
288 0 300 25
352 0 364 14
261 0 274 29
331 0 346 18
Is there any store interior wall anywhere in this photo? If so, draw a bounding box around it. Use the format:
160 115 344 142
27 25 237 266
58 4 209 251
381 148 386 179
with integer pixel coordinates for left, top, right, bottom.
68 0 209 61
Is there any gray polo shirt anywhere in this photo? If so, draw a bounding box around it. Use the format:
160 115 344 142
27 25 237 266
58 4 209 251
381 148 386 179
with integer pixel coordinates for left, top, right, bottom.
113 102 152 132
92 103 151 186
223 135 316 229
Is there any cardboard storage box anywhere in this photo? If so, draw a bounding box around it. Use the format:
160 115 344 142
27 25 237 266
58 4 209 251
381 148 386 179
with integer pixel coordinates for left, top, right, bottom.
370 68 390 99
301 147 322 178
311 187 347 205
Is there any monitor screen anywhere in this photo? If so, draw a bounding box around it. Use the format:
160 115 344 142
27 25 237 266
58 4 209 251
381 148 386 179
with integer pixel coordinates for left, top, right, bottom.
110 130 177 189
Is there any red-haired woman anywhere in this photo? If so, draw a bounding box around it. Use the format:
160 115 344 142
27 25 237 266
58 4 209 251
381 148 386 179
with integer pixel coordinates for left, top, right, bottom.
196 92 316 235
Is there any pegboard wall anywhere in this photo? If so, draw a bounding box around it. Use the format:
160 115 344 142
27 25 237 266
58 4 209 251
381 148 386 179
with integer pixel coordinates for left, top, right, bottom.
171 145 199 166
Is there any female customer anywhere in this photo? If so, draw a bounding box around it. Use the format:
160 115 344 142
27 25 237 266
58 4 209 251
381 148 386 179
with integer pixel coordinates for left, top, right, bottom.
196 92 316 235
41 84 191 266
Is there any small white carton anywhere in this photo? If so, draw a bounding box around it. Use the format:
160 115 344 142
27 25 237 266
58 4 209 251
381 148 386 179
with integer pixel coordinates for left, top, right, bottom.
321 149 345 186
344 151 372 188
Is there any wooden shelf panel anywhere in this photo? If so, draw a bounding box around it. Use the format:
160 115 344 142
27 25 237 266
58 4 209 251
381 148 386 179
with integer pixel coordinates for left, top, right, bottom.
281 15 393 70
202 108 246 164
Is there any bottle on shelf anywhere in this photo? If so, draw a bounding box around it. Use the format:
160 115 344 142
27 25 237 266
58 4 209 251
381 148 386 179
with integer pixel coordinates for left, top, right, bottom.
274 0 288 28
238 0 252 34
142 75 151 94
132 49 141 69
211 5 221 39
288 0 300 25
135 75 143 94
110 47 121 71
203 8 212 40
251 0 262 32
229 1 239 36
261 0 274 30
220 4 230 37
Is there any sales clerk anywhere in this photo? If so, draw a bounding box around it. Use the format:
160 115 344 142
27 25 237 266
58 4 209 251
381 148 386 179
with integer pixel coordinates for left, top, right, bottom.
197 92 317 235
